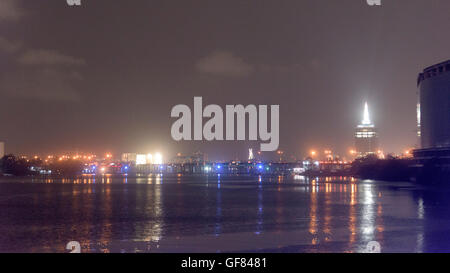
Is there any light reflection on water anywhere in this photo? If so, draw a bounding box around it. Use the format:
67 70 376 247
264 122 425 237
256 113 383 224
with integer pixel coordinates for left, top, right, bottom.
0 175 448 252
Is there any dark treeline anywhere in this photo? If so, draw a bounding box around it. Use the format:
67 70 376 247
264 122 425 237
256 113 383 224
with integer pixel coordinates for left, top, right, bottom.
0 154 36 176
0 154 84 176
351 154 413 181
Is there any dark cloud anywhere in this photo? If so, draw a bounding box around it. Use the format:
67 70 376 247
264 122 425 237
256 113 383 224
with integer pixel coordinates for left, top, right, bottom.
18 49 86 66
196 50 254 77
0 20 86 102
0 40 85 102
0 0 22 21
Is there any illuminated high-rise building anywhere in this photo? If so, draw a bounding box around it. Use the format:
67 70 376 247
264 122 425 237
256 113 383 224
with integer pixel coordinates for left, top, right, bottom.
414 60 450 182
416 60 450 149
354 102 379 156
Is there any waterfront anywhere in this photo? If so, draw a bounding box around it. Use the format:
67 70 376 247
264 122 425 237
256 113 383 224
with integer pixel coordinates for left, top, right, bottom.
0 175 448 253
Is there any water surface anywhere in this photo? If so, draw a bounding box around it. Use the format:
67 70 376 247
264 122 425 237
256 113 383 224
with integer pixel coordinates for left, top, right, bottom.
0 175 448 253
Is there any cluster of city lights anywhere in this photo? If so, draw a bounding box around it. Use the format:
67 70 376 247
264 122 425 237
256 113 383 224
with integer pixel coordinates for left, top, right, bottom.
307 147 413 161
16 145 415 176
136 153 163 165
57 154 97 161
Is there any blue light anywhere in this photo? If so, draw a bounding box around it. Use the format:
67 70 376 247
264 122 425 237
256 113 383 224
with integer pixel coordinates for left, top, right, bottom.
257 164 263 170
217 165 222 169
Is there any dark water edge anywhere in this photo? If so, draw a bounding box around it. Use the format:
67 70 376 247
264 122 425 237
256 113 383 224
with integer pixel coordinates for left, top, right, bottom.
1 175 450 253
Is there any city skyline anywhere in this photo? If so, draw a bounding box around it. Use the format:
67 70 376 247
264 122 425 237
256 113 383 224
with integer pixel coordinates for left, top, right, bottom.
1 0 450 256
1 1 450 160
0 99 414 161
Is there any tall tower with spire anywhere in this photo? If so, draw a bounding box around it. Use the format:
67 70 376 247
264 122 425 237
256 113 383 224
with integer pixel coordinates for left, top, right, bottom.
362 102 371 125
354 102 379 156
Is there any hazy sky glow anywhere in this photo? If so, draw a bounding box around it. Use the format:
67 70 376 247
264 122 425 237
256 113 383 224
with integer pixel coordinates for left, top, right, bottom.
0 0 449 161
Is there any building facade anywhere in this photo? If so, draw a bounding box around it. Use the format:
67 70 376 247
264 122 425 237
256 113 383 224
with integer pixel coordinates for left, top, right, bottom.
354 102 379 156
413 60 450 183
121 153 137 163
417 60 450 149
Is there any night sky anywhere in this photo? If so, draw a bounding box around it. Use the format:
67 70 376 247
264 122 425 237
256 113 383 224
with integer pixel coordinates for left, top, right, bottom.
1 0 449 161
